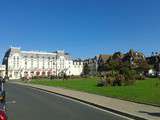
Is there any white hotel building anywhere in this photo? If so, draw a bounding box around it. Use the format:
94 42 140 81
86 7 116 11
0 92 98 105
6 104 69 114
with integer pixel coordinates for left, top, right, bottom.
2 47 83 80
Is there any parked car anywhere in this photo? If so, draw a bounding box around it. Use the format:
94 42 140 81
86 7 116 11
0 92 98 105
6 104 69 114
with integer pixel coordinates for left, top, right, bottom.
0 77 5 103
147 69 156 77
0 77 7 120
0 103 7 120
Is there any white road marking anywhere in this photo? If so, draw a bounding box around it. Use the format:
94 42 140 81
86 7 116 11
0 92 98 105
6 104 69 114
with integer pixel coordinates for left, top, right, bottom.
6 100 16 104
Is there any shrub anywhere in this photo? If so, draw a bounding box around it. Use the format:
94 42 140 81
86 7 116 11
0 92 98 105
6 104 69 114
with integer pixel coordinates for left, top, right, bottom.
97 75 107 87
135 74 146 80
70 75 81 79
114 74 125 86
97 79 107 87
50 75 57 80
106 76 115 86
124 79 135 85
124 70 136 85
119 69 137 85
32 76 49 80
21 77 27 81
97 69 139 87
125 69 136 79
97 72 126 87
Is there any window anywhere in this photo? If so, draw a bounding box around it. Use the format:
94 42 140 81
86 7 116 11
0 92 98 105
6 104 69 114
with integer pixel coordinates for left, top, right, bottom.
48 57 50 68
13 56 16 67
24 56 27 69
42 57 45 69
31 56 33 68
17 57 19 67
37 56 39 68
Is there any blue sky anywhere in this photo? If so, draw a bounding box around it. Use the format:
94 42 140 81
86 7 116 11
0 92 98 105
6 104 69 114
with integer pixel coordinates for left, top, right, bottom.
0 0 160 61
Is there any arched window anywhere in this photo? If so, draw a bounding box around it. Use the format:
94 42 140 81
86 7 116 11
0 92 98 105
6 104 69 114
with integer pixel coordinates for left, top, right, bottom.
17 57 19 67
37 56 39 68
31 56 33 68
13 56 16 67
36 71 40 76
42 57 45 69
48 57 50 68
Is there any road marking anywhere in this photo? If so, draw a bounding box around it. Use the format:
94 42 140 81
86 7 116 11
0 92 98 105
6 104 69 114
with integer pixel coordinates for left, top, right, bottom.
6 100 16 104
33 88 134 120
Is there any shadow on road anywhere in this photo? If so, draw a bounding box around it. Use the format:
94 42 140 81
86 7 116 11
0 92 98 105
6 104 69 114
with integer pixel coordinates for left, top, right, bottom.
139 111 160 117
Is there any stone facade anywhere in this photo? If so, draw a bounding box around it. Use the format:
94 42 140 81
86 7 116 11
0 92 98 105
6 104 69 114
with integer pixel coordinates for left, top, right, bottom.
2 47 83 80
0 65 6 78
84 54 111 75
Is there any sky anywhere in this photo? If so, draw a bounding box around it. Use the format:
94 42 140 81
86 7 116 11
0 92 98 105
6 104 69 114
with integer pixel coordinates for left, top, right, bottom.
0 0 160 61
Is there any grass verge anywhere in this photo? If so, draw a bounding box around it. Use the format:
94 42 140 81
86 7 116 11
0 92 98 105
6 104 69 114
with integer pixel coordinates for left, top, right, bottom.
30 77 160 106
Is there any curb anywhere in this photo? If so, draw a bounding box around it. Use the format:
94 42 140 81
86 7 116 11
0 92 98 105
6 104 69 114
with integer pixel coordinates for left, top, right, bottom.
103 95 160 108
26 85 147 120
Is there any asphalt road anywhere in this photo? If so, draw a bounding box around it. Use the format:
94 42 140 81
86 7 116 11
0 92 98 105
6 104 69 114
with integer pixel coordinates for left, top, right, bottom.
5 83 128 120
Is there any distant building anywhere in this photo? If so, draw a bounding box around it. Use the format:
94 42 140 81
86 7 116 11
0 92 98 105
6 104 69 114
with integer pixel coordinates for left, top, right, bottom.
2 47 83 80
97 54 111 65
0 65 6 78
84 54 111 75
84 57 98 76
146 55 160 71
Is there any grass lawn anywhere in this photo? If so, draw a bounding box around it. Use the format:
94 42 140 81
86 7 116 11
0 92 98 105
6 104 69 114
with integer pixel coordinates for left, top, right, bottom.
30 77 160 106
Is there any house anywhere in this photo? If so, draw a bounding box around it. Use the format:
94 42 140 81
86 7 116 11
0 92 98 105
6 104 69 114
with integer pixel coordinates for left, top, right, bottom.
2 47 83 80
0 65 6 78
84 54 111 75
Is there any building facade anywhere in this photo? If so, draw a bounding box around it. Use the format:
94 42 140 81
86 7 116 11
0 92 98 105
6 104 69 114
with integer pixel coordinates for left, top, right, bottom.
84 54 111 75
0 65 6 78
2 47 83 80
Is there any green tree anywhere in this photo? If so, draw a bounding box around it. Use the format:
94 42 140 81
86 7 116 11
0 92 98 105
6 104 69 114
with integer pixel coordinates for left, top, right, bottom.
135 60 150 73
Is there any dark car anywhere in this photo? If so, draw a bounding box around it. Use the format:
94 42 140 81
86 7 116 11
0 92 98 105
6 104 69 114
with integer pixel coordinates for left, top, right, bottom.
0 77 5 103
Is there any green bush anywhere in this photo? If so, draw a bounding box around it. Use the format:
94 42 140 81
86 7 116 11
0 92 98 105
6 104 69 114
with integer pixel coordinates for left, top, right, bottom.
97 73 126 87
124 79 135 85
135 74 146 80
114 74 125 86
32 76 50 80
97 69 140 87
97 79 107 87
106 76 115 86
123 70 136 85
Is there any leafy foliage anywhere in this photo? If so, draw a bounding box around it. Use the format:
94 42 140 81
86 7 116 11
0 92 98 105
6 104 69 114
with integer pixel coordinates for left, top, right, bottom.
97 49 149 86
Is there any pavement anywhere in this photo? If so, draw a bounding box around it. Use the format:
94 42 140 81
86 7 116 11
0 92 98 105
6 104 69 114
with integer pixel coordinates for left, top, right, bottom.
8 81 160 120
5 83 129 120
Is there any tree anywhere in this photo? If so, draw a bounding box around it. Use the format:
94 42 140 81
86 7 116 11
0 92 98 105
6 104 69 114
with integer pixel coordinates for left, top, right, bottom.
83 63 90 76
135 60 150 73
112 51 123 60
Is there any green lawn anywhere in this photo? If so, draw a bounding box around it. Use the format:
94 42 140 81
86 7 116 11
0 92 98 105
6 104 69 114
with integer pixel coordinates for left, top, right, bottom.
30 77 160 106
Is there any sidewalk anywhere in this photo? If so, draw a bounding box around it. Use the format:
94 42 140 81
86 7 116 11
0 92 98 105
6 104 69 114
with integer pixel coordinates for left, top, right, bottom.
10 81 160 120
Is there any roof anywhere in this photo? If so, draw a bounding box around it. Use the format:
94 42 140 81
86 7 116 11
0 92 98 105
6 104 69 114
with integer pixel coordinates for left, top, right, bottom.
98 54 111 61
21 51 57 55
